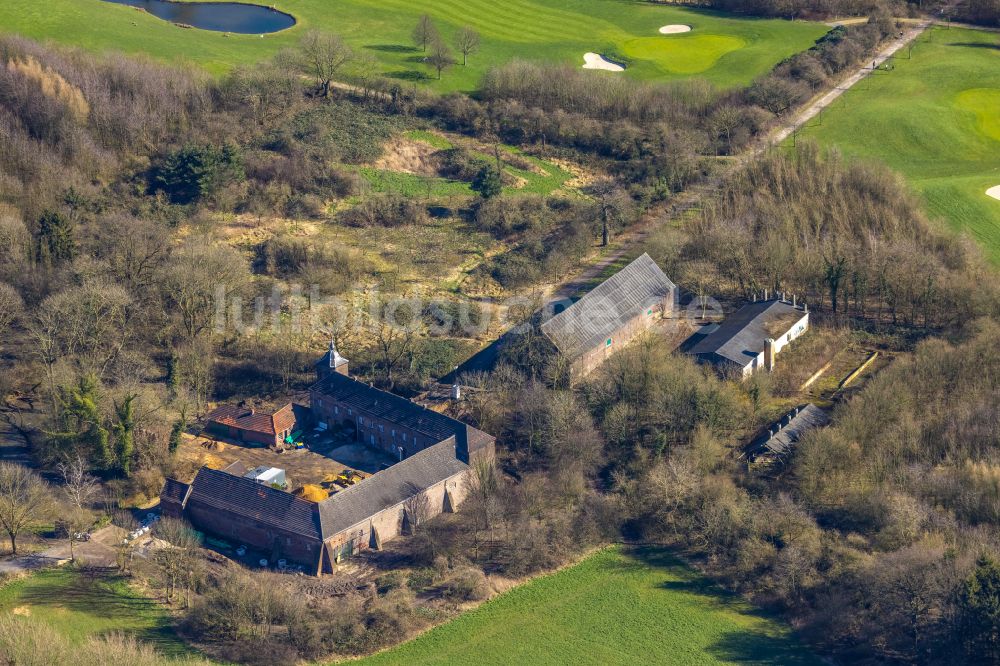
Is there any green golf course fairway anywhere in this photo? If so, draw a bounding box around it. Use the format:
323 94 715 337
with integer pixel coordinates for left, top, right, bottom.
0 0 828 90
794 27 1000 263
356 547 819 666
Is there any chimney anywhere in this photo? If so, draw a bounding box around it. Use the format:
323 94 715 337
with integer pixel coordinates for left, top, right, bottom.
764 338 776 372
451 384 462 401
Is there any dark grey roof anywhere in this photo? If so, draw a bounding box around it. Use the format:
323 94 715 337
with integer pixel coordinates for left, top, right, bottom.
310 372 474 443
187 467 323 541
688 299 806 368
540 253 675 360
160 478 191 508
318 439 468 537
747 404 829 461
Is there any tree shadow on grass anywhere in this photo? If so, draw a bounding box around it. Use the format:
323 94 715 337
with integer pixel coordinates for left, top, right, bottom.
18 570 161 620
707 629 821 665
947 41 1000 50
17 569 191 656
387 70 431 82
366 44 418 53
627 546 820 663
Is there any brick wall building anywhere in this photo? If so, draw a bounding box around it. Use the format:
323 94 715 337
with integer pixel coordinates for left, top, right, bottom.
203 402 304 447
160 347 494 574
540 253 677 383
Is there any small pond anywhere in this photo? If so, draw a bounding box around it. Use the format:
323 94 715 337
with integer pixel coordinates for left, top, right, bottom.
103 0 296 34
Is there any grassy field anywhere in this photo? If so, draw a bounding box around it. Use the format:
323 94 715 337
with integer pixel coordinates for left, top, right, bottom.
357 546 819 665
793 26 1000 262
0 568 192 657
0 0 828 90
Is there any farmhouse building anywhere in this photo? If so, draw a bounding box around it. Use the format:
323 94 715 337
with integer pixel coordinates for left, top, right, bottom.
202 402 306 448
310 371 493 462
160 347 494 574
540 253 676 382
746 403 829 464
688 297 809 377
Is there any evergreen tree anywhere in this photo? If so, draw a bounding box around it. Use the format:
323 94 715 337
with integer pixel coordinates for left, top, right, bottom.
52 375 111 469
472 164 503 199
151 143 245 204
36 210 76 266
112 395 136 477
957 554 1000 662
168 404 187 455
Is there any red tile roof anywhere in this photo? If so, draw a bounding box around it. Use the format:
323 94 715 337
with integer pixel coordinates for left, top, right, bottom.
205 403 295 436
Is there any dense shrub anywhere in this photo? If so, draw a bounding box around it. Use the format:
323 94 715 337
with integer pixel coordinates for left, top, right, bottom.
283 102 398 164
338 193 429 228
150 144 245 204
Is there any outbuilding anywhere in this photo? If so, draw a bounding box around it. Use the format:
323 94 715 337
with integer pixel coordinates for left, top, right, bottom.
202 402 305 448
687 296 808 377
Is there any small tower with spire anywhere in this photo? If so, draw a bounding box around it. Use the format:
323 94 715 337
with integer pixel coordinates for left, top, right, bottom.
315 339 350 380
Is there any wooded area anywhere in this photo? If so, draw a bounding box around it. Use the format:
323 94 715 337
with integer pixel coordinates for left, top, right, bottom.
0 7 998 664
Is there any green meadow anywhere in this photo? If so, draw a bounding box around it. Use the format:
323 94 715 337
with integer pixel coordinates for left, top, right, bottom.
0 0 827 90
0 568 192 656
794 27 1000 262
356 546 819 666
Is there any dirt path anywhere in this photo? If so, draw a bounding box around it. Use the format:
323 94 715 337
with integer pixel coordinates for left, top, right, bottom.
767 19 933 148
0 526 119 575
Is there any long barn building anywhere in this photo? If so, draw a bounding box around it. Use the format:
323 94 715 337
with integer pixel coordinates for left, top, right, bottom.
540 253 677 383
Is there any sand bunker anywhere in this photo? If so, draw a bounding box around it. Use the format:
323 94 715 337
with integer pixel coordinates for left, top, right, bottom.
659 24 692 34
582 52 624 71
987 185 1000 201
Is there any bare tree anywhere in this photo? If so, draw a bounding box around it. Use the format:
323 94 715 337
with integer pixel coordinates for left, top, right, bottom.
709 105 744 154
154 517 200 604
0 206 30 269
403 484 431 534
0 283 22 354
592 181 634 247
223 64 300 126
0 463 51 555
29 279 131 406
455 26 481 66
467 456 502 557
57 454 100 510
162 242 250 341
411 14 439 53
112 509 138 573
367 296 423 388
427 38 456 80
62 504 93 563
98 214 169 294
296 30 354 98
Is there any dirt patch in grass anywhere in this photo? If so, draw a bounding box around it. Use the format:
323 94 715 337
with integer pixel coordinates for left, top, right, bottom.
546 157 596 189
375 136 441 176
